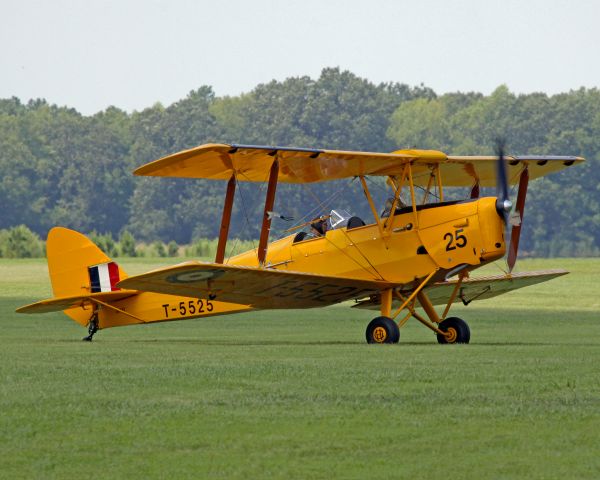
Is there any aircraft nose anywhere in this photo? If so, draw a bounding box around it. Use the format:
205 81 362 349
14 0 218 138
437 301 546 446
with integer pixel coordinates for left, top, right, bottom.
496 198 513 220
479 197 506 262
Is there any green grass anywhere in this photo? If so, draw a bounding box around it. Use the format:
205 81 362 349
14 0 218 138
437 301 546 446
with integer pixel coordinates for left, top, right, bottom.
1 258 599 479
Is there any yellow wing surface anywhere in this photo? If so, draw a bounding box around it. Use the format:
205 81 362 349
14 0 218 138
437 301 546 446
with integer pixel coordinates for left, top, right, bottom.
16 291 137 314
353 270 569 310
118 263 567 311
117 261 395 309
426 269 569 305
134 143 583 186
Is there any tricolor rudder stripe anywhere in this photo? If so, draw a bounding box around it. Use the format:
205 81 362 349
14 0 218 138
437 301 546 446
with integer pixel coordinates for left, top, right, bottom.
88 262 120 293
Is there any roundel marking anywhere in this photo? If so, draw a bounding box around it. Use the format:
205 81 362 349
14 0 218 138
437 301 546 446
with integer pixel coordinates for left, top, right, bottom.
167 269 225 284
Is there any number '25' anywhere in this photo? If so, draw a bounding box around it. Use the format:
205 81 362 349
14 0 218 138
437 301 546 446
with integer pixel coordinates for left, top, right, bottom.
444 229 467 251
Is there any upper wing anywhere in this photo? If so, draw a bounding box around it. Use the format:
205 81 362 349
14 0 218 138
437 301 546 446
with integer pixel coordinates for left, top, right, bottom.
133 143 583 185
117 261 394 309
352 269 569 310
442 155 582 187
133 143 445 184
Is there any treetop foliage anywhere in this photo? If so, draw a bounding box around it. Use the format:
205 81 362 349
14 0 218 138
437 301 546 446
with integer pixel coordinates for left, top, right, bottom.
1 68 598 256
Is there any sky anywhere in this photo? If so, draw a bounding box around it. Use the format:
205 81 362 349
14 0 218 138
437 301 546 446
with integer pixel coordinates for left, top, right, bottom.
1 0 599 115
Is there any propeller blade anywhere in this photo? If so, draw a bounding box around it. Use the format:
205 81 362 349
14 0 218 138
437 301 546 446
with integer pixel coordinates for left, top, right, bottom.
495 139 512 224
507 168 529 272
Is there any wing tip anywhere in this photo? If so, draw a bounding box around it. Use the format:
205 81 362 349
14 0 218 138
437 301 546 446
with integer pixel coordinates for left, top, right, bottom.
133 143 232 177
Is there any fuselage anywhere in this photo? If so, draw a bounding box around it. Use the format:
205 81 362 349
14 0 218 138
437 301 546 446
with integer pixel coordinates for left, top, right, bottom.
85 197 507 330
230 197 506 285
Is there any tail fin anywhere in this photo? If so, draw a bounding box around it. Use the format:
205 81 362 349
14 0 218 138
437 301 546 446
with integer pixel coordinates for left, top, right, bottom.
42 227 129 326
47 227 127 298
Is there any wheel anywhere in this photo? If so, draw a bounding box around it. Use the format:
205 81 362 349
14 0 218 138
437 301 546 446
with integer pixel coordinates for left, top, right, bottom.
366 316 400 344
437 317 470 344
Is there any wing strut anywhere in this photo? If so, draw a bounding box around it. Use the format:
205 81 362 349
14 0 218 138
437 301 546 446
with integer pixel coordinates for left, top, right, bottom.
258 159 279 266
359 176 385 239
215 174 236 263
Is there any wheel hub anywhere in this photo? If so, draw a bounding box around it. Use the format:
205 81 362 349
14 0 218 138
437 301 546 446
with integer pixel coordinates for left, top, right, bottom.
445 327 457 343
373 326 387 343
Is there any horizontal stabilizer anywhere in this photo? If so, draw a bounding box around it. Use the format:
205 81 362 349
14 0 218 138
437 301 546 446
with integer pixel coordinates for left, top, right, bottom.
16 291 137 314
118 261 394 309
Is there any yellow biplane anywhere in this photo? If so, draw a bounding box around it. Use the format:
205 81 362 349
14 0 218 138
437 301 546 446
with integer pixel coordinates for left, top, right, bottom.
17 143 583 344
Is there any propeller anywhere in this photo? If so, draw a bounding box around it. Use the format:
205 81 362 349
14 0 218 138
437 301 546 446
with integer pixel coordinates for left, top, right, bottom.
494 139 528 273
494 139 513 224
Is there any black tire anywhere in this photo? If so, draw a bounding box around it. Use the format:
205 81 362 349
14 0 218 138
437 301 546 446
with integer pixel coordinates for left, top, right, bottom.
437 317 470 344
366 316 400 344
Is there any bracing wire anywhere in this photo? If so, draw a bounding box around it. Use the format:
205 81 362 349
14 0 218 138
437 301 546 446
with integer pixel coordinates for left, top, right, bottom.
274 181 351 241
337 229 387 281
227 176 259 263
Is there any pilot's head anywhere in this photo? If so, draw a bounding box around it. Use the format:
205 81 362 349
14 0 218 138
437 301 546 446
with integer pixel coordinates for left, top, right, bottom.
310 218 327 235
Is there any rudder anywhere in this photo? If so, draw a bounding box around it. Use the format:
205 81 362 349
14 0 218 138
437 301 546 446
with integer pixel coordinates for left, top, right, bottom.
46 227 128 326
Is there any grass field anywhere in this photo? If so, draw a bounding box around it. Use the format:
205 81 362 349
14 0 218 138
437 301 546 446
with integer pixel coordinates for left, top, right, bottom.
1 258 599 479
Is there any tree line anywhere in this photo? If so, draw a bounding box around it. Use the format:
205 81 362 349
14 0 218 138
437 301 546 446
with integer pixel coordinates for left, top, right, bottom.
1 67 598 257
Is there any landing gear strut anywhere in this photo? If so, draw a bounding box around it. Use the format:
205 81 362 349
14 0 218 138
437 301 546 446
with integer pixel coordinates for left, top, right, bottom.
82 311 99 342
365 279 473 345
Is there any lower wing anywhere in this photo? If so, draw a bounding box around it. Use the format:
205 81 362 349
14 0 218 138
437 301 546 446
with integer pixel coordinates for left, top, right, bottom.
352 269 568 310
117 261 395 308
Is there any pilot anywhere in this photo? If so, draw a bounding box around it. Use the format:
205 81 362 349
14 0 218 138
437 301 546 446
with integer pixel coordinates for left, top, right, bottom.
310 218 328 237
382 196 407 217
